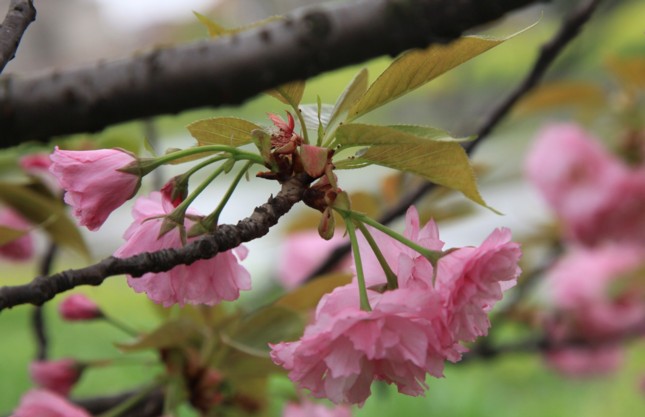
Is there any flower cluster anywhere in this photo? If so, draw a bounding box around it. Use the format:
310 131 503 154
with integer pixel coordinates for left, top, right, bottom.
271 207 521 405
526 124 645 376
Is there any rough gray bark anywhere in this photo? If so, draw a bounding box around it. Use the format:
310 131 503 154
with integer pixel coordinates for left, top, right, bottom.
0 0 542 147
0 0 35 74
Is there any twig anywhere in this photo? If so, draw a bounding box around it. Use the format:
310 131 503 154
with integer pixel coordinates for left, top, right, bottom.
304 0 602 281
0 0 540 146
0 0 35 74
0 173 313 311
31 242 58 360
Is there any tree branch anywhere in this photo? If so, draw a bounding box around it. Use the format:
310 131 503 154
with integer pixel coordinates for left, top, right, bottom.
0 0 541 146
31 242 58 360
304 0 602 281
0 173 312 311
0 0 35 74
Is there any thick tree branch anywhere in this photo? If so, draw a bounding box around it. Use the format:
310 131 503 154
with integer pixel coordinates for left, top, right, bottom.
0 0 541 146
0 0 35 74
0 173 312 311
305 0 602 281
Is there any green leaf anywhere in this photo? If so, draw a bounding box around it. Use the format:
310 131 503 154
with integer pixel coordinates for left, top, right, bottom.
0 225 28 246
187 117 261 148
266 81 305 107
276 272 352 311
193 11 229 37
335 124 489 208
221 305 304 357
387 124 474 142
328 68 369 128
0 182 90 258
348 34 523 120
116 319 200 352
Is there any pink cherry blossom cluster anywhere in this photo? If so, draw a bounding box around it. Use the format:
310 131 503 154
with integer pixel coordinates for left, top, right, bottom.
47 147 251 307
271 207 521 405
526 124 645 377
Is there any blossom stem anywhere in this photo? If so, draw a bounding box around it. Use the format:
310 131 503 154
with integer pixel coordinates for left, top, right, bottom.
202 160 254 228
172 163 229 219
96 382 160 417
143 145 264 173
103 315 139 337
356 221 398 290
344 218 372 311
351 211 442 265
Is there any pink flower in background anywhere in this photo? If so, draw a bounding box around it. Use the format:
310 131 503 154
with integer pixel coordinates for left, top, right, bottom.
544 346 624 377
525 123 645 246
278 230 349 288
12 389 90 417
436 228 522 342
283 399 352 417
49 147 141 231
544 246 645 341
114 192 251 307
29 359 82 396
58 294 102 321
271 207 521 404
0 208 34 261
20 153 60 194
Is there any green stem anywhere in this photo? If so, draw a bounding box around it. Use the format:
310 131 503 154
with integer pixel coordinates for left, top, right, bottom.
172 163 229 219
291 104 310 145
202 161 253 228
104 315 139 337
344 218 372 311
96 383 160 417
351 211 442 265
143 145 264 173
356 222 398 290
181 154 230 180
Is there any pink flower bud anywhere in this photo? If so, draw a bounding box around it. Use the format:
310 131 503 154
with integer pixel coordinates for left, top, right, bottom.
12 389 90 417
58 294 102 321
0 208 34 262
49 147 141 231
29 359 82 396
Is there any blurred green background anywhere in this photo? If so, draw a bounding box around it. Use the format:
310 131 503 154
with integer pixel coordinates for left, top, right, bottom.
1 0 645 415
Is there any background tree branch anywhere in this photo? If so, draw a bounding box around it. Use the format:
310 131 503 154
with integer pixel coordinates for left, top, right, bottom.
0 0 541 146
304 0 602 281
0 0 35 74
0 173 313 311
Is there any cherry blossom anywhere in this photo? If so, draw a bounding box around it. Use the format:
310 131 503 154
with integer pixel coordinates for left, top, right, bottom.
11 389 90 417
49 147 141 231
58 294 102 321
114 192 251 307
29 359 82 396
271 207 521 404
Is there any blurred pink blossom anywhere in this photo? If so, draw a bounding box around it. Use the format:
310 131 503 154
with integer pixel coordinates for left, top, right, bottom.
11 389 90 417
278 230 349 288
525 123 645 246
545 245 645 341
49 147 141 231
0 208 34 261
114 192 251 307
271 207 521 405
58 294 102 321
283 399 352 417
29 359 82 396
544 346 624 377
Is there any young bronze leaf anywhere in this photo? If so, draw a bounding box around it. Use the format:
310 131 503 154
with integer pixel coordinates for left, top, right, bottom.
116 319 200 352
0 225 28 246
193 12 229 37
187 117 261 147
328 68 369 128
0 182 90 258
335 124 488 208
348 35 512 120
266 81 306 106
276 272 352 311
514 81 605 116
